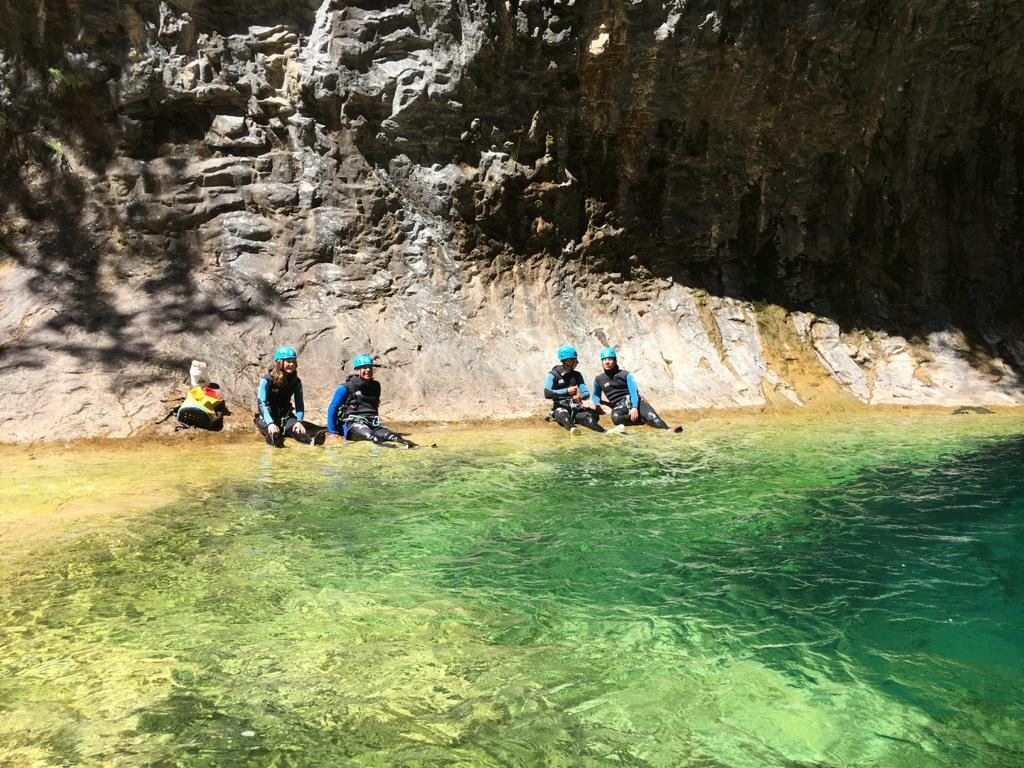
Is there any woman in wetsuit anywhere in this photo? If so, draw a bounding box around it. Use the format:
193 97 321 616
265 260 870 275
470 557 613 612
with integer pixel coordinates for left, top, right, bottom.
326 354 418 448
255 346 324 447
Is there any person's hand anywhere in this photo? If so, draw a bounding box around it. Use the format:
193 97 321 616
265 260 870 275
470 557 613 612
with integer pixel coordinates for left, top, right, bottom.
567 385 579 396
571 393 584 404
292 422 307 437
326 433 343 444
268 423 281 435
629 407 640 423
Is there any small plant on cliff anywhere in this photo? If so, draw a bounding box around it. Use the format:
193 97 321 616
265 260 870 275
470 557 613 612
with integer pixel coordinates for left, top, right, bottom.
505 137 522 172
43 135 72 171
47 67 89 99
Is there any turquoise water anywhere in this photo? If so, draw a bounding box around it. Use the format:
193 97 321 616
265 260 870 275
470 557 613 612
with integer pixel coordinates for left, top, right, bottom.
1 414 1023 767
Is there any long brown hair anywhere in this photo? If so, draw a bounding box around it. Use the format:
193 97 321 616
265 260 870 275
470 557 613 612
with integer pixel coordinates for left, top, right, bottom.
270 359 297 387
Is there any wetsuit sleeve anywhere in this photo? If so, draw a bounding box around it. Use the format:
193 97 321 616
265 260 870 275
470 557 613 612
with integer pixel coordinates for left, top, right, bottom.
578 378 590 400
591 377 602 406
543 372 565 400
626 373 640 408
294 381 305 422
257 378 273 424
326 385 348 434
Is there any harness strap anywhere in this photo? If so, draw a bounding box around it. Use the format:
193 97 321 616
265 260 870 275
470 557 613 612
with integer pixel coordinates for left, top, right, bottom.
552 397 581 412
343 414 382 430
552 400 601 428
155 400 185 424
255 410 294 428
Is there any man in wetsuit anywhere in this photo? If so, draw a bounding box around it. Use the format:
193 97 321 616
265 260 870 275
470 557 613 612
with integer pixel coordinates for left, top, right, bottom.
591 347 680 431
544 345 604 433
326 354 418 448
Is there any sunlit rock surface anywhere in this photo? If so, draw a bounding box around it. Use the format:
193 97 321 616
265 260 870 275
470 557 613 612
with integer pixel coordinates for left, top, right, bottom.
1 0 1022 440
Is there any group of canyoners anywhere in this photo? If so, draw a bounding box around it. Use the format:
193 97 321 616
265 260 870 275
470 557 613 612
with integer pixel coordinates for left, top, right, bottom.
255 344 681 449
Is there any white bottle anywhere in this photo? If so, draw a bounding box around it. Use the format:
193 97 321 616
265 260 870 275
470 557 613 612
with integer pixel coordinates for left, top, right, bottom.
190 360 210 387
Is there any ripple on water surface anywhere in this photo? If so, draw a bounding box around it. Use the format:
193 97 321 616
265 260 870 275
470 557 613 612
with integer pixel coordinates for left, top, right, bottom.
1 413 1023 767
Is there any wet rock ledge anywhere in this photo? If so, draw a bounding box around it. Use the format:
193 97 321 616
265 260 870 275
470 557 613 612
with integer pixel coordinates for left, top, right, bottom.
0 0 1022 441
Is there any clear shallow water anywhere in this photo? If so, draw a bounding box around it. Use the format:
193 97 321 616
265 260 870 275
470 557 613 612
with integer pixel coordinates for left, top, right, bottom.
1 414 1023 767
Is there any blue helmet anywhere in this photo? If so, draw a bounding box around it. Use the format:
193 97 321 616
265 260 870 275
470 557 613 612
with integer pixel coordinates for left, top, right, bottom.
352 353 374 369
274 345 297 361
557 344 578 361
600 347 617 360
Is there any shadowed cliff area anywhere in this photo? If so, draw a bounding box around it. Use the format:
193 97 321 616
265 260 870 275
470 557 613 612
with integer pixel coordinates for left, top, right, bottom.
1 0 1022 440
565 1 1024 351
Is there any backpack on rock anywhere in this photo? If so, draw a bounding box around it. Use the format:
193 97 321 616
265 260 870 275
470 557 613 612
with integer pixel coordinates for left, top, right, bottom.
176 385 227 431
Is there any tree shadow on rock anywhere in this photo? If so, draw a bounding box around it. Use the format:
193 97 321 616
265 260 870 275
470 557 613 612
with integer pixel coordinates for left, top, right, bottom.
1 130 279 390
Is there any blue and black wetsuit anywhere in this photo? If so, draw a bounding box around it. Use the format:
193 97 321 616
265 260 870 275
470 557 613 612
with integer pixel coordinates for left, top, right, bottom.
544 365 604 432
592 365 669 429
326 374 415 447
255 370 318 445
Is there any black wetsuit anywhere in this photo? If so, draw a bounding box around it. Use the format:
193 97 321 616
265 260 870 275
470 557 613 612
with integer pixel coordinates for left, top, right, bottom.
593 366 669 429
255 370 319 445
544 365 604 432
327 374 416 448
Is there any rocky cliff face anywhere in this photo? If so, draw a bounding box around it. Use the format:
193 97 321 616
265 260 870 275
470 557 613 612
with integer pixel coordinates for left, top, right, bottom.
1 0 1022 441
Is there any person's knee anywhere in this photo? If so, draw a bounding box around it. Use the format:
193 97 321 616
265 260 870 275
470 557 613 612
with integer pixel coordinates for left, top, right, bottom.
347 424 372 442
641 404 668 429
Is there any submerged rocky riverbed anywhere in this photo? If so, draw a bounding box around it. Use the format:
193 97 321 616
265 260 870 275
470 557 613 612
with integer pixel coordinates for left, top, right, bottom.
3 413 1023 766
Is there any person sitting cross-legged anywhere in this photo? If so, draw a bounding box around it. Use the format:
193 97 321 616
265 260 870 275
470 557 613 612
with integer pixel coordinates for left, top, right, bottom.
544 344 604 433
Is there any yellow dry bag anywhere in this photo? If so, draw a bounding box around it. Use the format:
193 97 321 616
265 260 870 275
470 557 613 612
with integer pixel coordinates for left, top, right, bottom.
177 386 225 430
